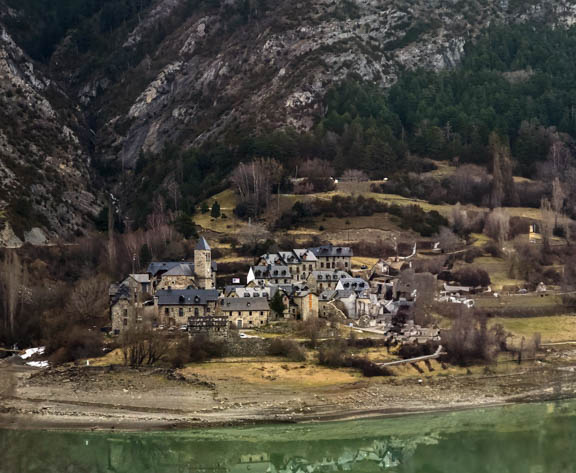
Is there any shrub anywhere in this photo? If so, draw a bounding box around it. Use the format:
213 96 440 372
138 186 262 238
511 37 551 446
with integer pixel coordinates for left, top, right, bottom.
483 241 503 258
168 338 191 368
318 339 348 367
348 357 393 377
189 334 226 362
452 266 491 287
267 339 307 362
46 327 104 365
463 247 484 263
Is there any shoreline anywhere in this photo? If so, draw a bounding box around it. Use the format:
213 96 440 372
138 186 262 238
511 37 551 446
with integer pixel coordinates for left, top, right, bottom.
2 358 576 434
1 392 573 433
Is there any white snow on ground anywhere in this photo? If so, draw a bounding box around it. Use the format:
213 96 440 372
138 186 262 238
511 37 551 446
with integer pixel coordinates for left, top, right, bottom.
26 361 49 368
20 347 45 359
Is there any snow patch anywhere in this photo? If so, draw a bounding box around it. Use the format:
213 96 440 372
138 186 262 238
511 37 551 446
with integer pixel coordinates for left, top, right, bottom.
21 346 45 359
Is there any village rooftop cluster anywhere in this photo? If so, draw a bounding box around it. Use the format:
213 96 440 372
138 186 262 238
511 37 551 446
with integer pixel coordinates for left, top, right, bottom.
108 237 463 342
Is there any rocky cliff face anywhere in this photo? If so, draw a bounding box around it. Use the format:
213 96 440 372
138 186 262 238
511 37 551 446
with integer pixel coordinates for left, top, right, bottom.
1 0 576 244
0 20 99 246
68 0 576 167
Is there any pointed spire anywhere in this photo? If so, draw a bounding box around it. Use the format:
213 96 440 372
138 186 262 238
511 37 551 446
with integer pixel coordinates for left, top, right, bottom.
195 236 211 251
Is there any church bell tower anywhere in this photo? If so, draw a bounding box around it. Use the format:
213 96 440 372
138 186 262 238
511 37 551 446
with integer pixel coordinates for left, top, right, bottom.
194 236 213 289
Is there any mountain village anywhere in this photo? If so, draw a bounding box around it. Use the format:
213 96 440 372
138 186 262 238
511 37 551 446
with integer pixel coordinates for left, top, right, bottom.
108 236 453 344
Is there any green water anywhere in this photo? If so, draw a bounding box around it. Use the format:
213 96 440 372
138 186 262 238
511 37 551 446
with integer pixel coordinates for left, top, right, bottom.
2 400 576 472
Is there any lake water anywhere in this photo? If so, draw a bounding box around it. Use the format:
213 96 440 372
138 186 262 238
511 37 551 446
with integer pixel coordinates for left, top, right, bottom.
1 400 576 473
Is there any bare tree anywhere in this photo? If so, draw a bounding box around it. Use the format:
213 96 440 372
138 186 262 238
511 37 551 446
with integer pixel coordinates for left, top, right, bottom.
65 276 110 324
412 272 437 326
484 208 510 248
0 250 25 339
341 169 369 182
540 197 554 248
437 227 462 253
489 133 517 208
551 177 566 229
299 159 335 179
449 165 491 205
231 158 283 217
121 328 169 366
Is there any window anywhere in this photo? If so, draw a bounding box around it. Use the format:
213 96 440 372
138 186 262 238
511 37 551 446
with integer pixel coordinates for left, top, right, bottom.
123 318 128 326
179 308 184 317
194 308 199 316
320 262 324 268
164 308 169 316
260 311 264 315
123 309 128 317
249 311 252 315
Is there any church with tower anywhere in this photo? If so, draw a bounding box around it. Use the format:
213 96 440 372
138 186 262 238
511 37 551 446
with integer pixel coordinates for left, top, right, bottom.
146 236 217 291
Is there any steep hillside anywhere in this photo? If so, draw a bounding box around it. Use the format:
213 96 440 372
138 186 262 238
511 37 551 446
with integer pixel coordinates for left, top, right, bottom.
0 22 99 246
1 0 576 242
51 0 576 168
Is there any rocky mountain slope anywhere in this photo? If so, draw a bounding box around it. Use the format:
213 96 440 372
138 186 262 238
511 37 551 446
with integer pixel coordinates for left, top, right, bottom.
0 23 99 246
1 0 576 244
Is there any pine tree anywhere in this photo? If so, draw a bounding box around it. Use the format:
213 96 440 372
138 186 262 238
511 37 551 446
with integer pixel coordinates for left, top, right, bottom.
211 201 221 218
269 291 286 318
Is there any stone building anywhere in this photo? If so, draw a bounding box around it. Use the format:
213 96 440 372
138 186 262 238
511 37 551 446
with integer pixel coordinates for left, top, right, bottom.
291 291 319 321
247 265 292 286
220 297 270 329
194 236 215 289
155 288 219 327
309 245 353 271
147 237 217 291
306 270 351 292
109 274 153 334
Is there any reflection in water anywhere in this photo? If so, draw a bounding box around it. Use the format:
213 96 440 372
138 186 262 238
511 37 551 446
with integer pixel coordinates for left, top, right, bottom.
2 401 576 473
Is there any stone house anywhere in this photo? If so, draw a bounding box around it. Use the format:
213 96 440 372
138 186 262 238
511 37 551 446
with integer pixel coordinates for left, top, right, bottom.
309 245 353 271
109 274 154 334
319 289 357 319
306 270 351 292
226 285 291 319
335 277 369 293
220 297 270 329
155 288 219 327
257 249 319 281
247 265 292 286
291 291 319 321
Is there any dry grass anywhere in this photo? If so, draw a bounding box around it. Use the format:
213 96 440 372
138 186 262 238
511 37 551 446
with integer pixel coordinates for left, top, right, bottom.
85 348 125 366
490 315 576 343
472 256 524 290
476 294 563 309
352 256 379 268
183 360 361 387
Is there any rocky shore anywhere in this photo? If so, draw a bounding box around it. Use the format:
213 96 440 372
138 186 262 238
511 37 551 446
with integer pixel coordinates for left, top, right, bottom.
2 355 576 432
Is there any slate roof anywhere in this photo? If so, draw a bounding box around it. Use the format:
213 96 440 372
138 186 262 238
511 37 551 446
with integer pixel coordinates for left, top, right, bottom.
221 297 270 311
129 273 150 283
195 236 211 251
162 263 194 277
251 265 292 278
336 277 369 291
320 289 356 301
293 248 318 262
309 245 353 258
147 260 217 277
156 289 219 306
310 270 351 281
147 262 185 277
